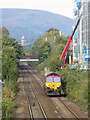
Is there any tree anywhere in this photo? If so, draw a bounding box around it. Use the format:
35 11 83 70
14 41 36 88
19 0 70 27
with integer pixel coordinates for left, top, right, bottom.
48 57 64 71
2 32 24 81
2 46 17 80
38 42 51 63
2 27 24 119
2 36 24 59
1 27 10 36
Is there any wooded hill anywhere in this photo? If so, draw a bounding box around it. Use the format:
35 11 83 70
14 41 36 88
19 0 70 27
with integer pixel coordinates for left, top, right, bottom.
2 9 74 44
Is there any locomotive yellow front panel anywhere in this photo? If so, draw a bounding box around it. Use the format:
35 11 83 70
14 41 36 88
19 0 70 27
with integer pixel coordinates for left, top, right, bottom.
45 82 61 90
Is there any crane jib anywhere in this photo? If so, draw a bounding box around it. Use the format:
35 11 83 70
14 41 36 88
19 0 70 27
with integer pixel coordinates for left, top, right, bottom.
60 13 82 60
71 13 82 37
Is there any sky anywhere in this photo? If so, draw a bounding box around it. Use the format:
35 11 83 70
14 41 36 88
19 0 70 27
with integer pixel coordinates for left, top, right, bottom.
0 0 74 18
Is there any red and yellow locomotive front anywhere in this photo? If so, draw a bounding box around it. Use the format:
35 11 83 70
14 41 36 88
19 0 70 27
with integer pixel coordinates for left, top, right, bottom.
44 72 61 95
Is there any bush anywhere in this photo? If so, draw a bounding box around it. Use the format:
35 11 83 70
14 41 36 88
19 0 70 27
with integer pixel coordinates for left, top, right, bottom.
58 69 88 112
2 85 16 119
48 57 63 71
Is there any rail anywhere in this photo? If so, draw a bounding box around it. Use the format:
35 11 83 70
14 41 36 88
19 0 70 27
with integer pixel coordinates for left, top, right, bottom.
22 67 48 120
23 81 34 120
29 81 48 120
58 98 80 119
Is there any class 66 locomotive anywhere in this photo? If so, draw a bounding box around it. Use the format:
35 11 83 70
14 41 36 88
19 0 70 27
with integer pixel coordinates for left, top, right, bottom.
44 72 61 95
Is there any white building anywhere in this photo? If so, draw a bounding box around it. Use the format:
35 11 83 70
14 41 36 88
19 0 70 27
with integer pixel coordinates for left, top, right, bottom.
21 36 26 46
73 0 90 68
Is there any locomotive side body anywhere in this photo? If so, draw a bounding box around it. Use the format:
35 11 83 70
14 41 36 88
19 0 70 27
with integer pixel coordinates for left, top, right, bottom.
44 72 61 95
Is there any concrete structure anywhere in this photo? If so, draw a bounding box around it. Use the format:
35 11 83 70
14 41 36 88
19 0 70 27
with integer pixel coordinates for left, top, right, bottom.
73 0 90 68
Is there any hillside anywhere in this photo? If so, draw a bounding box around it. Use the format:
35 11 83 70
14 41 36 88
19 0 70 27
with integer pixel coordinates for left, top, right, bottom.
26 28 70 71
2 8 74 45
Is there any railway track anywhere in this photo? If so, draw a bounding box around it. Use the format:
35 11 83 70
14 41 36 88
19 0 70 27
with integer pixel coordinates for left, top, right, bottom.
23 81 33 120
19 62 88 119
26 65 81 119
22 68 48 120
27 65 86 119
49 96 80 119
58 97 80 119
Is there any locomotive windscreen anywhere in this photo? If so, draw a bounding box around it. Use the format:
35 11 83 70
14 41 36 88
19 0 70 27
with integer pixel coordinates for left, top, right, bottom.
54 77 60 82
46 77 53 82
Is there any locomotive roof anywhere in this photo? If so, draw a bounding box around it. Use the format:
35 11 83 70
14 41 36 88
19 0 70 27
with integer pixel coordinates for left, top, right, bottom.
44 71 60 77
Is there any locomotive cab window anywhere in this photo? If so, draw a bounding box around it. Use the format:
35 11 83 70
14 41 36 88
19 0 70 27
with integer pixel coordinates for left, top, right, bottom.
46 77 52 82
54 77 60 82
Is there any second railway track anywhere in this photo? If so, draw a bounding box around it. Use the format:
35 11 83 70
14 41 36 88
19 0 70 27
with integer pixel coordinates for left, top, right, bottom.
22 68 48 120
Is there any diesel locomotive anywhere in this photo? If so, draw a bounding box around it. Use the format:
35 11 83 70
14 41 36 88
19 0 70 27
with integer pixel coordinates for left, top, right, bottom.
44 72 61 95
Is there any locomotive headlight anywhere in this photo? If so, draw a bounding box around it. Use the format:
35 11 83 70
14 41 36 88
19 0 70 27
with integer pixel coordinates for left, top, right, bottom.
57 84 60 88
46 84 50 88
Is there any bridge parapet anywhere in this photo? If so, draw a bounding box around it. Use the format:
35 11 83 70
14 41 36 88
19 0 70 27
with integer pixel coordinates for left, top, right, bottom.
20 56 39 62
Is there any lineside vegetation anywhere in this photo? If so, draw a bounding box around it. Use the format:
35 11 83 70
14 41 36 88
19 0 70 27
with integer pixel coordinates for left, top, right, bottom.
0 27 24 119
26 28 88 114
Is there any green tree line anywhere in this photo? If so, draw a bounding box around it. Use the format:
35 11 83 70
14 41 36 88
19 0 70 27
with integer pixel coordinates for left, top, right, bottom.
1 27 24 119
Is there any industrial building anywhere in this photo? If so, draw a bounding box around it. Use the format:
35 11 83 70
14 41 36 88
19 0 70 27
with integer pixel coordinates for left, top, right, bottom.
73 0 90 69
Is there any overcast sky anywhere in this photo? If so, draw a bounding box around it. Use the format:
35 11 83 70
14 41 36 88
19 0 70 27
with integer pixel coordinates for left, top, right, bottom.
0 0 74 18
